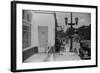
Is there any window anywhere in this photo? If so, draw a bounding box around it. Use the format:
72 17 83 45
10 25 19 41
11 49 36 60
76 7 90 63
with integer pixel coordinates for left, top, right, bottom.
22 10 25 19
22 25 31 49
22 10 31 22
27 13 31 22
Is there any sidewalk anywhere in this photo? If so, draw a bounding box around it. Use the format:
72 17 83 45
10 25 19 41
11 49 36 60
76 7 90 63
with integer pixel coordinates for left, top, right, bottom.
24 51 80 63
24 53 48 63
54 51 81 61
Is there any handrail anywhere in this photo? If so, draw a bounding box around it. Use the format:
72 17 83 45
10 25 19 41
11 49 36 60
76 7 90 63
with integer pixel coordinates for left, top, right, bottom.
47 46 52 53
44 44 54 61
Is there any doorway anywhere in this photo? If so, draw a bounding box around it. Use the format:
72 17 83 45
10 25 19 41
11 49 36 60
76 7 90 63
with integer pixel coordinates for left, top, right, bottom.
38 26 48 53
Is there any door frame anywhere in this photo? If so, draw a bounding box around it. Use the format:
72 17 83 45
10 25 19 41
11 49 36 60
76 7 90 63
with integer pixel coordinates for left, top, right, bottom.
38 26 48 53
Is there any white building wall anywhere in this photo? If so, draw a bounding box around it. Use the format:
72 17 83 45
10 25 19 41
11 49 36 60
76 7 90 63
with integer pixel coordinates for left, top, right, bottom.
31 12 55 50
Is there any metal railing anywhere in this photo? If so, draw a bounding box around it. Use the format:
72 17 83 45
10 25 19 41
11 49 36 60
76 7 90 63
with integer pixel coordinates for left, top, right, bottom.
44 45 55 61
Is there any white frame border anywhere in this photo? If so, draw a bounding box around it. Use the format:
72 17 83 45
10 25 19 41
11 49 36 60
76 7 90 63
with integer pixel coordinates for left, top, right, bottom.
16 3 96 70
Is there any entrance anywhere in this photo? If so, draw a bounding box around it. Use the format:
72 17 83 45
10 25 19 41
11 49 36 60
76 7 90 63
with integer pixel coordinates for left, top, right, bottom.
38 26 48 53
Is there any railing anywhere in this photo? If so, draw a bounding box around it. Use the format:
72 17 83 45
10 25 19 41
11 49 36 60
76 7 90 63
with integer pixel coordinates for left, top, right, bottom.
44 45 55 61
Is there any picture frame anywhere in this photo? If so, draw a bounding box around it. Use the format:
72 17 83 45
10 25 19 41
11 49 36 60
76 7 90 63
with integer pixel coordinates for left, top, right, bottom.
11 1 98 72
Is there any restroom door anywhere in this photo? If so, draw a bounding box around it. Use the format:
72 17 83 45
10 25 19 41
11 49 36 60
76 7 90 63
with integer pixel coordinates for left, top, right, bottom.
38 26 48 53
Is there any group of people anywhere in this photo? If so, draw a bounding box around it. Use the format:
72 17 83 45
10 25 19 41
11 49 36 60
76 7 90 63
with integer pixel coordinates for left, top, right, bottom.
56 38 66 53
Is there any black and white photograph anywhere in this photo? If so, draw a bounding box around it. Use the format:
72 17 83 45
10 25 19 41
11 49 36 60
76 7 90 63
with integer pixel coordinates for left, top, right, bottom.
22 10 91 63
11 1 97 72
